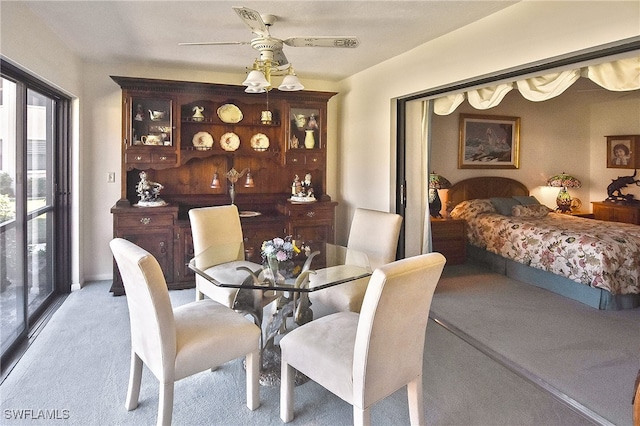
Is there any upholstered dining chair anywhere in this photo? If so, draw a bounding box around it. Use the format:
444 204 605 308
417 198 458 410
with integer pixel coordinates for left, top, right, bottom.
188 205 263 306
110 238 261 426
280 252 446 426
310 208 403 313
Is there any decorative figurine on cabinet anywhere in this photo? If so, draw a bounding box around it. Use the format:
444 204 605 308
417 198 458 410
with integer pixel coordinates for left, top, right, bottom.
135 171 167 207
290 173 316 202
134 104 144 121
192 106 205 121
606 169 640 203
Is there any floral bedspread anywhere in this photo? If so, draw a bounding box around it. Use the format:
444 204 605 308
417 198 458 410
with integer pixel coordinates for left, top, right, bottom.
464 212 640 295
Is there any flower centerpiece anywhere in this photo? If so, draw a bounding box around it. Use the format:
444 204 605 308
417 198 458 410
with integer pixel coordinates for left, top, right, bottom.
261 236 298 263
261 236 300 280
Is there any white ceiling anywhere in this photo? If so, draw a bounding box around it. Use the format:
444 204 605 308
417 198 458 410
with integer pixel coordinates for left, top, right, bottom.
22 1 518 81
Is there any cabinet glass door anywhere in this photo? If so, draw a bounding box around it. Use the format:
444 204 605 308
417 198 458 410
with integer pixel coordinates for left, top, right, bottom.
130 97 172 147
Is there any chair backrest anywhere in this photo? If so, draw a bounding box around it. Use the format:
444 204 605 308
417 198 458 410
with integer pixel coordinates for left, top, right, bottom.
110 238 176 382
352 252 446 407
347 208 403 269
189 205 245 263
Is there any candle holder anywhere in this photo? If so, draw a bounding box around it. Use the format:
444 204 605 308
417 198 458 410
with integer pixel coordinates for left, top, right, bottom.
211 167 254 204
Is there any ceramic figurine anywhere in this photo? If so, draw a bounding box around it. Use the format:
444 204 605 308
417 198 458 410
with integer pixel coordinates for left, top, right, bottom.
135 171 167 207
192 106 205 121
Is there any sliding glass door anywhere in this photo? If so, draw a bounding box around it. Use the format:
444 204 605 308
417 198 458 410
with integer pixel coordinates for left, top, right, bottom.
0 63 71 362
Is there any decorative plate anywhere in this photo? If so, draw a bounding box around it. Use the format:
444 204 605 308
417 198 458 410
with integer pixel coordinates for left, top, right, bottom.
220 132 240 152
217 104 243 123
250 133 270 151
192 131 213 150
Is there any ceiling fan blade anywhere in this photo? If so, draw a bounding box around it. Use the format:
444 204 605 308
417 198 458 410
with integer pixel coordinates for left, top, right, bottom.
232 6 269 37
178 41 249 46
283 37 360 48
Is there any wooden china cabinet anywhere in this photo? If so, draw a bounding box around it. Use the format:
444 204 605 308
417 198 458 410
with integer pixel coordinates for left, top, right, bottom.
110 76 337 295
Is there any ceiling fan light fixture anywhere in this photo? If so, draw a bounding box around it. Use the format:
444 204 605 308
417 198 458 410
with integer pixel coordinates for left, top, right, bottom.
242 69 270 88
278 74 304 91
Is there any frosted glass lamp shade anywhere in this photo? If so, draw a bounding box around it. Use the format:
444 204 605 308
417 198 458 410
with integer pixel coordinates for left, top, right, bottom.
278 74 304 91
242 70 270 88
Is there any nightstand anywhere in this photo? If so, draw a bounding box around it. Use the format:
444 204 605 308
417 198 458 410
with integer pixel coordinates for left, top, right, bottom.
430 218 466 264
571 211 594 219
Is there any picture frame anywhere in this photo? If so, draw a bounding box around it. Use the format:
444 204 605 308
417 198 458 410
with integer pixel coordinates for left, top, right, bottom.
458 114 520 169
606 135 639 169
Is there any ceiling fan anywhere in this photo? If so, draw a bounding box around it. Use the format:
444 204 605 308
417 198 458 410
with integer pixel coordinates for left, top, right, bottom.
179 6 359 91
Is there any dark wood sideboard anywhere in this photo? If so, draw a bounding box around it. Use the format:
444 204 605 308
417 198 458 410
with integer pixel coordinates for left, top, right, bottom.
110 76 338 295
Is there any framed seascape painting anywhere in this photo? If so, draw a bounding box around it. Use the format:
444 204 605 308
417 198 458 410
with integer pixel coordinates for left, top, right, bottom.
458 114 520 169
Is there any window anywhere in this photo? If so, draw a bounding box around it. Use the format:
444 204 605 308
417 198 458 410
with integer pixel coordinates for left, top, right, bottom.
0 60 71 367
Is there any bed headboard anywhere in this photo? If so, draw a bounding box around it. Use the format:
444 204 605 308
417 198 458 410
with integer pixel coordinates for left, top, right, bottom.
447 176 529 211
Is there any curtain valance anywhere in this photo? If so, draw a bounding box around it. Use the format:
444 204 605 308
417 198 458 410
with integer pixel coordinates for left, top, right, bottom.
434 56 640 115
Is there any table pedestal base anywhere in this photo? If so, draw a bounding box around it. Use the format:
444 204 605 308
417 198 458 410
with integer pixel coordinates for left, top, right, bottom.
259 344 309 387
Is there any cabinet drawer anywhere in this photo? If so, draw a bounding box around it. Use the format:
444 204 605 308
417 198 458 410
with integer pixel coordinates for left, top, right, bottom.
152 153 177 164
431 220 466 239
287 207 334 221
125 152 151 164
286 152 305 165
117 213 174 228
305 153 324 166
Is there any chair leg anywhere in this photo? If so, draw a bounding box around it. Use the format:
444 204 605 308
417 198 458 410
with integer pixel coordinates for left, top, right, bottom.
407 375 425 426
195 287 204 301
246 350 260 411
353 406 371 426
125 352 143 411
157 381 174 426
280 362 295 423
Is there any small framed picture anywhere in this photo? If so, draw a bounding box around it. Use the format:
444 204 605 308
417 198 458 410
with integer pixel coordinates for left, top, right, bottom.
458 114 520 169
606 135 639 169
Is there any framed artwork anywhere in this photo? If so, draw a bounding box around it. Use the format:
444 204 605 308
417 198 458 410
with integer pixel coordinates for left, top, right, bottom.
458 114 520 169
606 135 639 169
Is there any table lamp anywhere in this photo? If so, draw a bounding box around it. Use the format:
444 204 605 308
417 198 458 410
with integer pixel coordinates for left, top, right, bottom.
429 172 451 218
546 172 581 213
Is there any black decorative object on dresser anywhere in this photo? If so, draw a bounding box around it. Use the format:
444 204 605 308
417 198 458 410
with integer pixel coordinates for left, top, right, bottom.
110 76 337 295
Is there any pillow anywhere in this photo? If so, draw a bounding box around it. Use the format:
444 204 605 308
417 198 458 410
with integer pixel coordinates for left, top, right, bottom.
450 199 496 221
512 195 540 206
490 197 521 216
511 204 551 218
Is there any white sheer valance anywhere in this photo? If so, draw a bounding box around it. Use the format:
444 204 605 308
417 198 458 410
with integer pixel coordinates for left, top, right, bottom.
434 56 640 115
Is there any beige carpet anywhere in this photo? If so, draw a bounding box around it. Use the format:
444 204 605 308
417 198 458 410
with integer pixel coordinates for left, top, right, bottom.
432 262 640 426
0 278 594 425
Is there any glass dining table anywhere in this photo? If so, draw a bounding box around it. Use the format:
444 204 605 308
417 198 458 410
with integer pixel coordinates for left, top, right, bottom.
188 240 371 386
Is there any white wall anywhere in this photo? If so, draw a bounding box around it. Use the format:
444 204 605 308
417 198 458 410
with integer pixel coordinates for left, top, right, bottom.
337 1 640 232
430 79 640 211
1 2 83 287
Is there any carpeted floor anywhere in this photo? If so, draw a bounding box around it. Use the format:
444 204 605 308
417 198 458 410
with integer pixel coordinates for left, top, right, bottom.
2 262 630 425
433 262 640 426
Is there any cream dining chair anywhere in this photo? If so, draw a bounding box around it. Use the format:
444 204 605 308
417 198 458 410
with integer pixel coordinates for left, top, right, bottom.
309 208 403 313
280 252 446 426
188 205 263 307
110 238 261 426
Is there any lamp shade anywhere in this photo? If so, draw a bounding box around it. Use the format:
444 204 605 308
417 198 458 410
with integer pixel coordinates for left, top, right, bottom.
278 74 304 91
546 172 581 214
428 173 451 218
428 173 452 189
546 172 581 188
242 70 270 88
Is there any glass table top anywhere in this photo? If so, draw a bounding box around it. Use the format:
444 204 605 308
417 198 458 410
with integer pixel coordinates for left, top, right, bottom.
188 241 371 293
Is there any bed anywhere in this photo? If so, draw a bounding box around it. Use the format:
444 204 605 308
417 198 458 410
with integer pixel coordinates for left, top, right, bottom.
446 176 640 310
